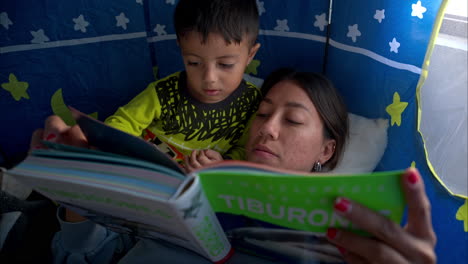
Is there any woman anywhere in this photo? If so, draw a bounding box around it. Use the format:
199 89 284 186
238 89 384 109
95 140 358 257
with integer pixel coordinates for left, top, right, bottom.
31 69 436 263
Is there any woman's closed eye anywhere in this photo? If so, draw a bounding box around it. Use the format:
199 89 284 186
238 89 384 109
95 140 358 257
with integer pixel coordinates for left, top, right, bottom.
286 119 303 125
256 112 270 118
187 61 200 66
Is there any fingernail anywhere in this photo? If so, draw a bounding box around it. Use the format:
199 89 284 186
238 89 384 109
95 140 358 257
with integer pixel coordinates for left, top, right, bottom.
337 246 347 255
406 169 419 185
45 133 57 141
334 197 352 214
326 228 339 240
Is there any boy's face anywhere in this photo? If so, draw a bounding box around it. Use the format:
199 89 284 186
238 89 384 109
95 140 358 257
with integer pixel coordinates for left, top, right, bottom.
178 31 260 104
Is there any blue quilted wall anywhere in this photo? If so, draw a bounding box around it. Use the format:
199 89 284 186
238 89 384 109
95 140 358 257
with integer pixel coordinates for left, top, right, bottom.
0 0 466 262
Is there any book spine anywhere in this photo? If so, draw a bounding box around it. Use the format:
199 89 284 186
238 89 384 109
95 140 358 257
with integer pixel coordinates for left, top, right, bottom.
171 176 232 263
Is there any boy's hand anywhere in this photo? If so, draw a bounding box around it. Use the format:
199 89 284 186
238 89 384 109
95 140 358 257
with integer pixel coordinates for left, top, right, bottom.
184 149 224 172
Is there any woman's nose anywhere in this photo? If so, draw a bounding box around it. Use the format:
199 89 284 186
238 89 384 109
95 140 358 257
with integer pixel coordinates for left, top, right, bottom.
259 117 279 140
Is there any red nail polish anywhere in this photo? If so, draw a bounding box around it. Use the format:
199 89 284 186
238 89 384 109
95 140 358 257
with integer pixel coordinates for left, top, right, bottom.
327 228 338 240
45 133 56 141
337 246 346 255
407 170 419 185
334 197 352 213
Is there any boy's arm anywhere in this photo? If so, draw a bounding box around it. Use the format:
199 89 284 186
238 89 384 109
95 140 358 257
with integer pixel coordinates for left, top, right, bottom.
223 114 255 160
104 82 161 137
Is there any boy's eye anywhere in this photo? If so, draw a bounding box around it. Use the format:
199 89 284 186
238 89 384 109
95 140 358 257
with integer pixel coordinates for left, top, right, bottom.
219 63 234 69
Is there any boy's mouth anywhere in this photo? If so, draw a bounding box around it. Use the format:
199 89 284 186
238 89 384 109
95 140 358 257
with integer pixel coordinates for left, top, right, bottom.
203 89 221 96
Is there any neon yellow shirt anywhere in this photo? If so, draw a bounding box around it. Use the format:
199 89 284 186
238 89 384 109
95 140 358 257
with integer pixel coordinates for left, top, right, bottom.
104 71 261 162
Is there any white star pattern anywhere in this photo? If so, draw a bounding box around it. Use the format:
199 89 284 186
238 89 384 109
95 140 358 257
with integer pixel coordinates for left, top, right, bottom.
0 12 13 30
73 15 90 33
374 9 385 23
281 196 288 202
412 1 427 19
274 19 289 32
268 194 276 200
308 187 316 193
346 24 361 43
313 13 328 31
30 29 50 44
115 12 130 30
255 184 262 190
256 0 266 16
389 38 400 53
166 0 176 5
153 24 167 36
136 0 143 5
324 186 332 193
240 182 249 187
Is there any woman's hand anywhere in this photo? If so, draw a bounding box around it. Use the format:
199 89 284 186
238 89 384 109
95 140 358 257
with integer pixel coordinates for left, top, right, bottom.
184 149 224 173
30 115 88 150
30 115 88 222
326 168 437 264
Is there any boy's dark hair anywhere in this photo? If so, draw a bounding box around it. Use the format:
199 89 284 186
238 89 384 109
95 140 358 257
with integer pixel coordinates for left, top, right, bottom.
174 0 259 46
261 68 349 170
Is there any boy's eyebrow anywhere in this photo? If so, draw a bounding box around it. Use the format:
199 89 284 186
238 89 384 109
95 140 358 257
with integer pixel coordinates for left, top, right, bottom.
263 97 310 112
182 53 239 59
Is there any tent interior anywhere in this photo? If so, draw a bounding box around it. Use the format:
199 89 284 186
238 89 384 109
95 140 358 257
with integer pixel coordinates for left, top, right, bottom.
0 0 466 263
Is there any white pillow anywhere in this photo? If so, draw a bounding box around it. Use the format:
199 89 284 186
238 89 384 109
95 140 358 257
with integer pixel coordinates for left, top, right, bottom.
329 113 389 174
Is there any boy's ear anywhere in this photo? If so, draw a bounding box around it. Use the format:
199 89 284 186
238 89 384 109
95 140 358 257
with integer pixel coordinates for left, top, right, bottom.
247 43 261 64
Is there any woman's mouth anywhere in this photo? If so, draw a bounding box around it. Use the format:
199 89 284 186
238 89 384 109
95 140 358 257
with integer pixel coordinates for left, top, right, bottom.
253 145 278 158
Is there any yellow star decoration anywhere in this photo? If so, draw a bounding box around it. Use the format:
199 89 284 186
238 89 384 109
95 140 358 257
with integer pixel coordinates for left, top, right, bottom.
1 73 30 101
385 92 408 126
51 88 98 126
245 59 261 75
456 199 468 232
411 161 416 168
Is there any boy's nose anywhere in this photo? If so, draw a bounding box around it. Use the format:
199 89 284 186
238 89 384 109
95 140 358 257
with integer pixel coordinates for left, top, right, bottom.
203 65 217 83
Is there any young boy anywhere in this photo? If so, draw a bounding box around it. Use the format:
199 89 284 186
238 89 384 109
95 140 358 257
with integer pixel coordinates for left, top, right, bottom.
105 0 262 167
49 0 264 263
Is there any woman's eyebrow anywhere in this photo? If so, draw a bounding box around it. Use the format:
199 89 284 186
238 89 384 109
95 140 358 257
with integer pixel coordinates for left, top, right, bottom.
262 97 310 112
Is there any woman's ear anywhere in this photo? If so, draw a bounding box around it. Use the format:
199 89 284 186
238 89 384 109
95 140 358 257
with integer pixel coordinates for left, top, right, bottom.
319 139 336 165
247 43 261 64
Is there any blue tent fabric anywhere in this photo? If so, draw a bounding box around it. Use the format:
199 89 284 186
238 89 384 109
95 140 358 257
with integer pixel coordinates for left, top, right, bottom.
0 0 466 263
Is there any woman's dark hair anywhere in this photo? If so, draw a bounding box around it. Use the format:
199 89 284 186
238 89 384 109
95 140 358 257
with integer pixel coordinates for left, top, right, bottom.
261 68 349 170
174 0 259 46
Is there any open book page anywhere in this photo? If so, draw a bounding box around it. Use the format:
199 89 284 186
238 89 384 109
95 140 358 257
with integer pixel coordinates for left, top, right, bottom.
69 106 185 174
195 161 405 263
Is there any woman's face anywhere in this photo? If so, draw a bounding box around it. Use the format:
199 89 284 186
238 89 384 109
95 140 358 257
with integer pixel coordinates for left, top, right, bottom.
246 80 335 172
